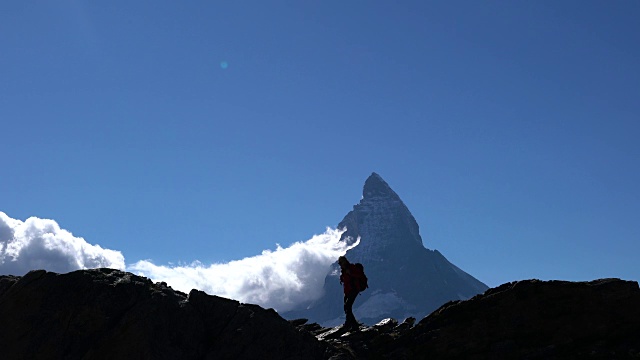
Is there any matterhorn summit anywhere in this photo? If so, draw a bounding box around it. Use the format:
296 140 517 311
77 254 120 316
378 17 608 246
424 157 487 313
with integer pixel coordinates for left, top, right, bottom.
338 172 425 261
283 173 488 325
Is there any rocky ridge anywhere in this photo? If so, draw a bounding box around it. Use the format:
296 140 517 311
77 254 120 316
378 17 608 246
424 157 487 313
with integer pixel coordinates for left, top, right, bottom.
2 269 639 359
298 278 640 359
0 269 328 360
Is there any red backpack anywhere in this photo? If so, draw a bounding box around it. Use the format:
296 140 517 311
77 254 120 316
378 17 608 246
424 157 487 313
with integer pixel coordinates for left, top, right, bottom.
351 263 369 292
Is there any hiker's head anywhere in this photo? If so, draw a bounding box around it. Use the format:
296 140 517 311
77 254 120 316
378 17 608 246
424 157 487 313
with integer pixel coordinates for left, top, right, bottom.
338 256 349 268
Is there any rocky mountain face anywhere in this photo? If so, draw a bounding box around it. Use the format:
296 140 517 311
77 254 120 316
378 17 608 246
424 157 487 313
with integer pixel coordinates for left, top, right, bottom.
1 269 639 359
283 173 488 325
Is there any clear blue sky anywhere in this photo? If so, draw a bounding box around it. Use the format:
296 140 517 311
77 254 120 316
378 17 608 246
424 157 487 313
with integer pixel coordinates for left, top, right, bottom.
2 1 639 288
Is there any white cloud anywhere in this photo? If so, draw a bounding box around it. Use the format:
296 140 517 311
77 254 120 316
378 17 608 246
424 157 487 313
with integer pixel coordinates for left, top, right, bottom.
0 212 125 275
0 210 357 313
129 228 357 312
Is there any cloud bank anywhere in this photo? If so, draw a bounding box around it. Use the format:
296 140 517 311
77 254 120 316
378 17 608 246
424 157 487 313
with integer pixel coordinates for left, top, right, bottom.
0 212 125 275
0 211 356 313
129 228 357 312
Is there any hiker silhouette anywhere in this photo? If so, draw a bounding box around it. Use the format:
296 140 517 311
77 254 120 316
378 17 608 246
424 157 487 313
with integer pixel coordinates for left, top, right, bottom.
338 255 367 330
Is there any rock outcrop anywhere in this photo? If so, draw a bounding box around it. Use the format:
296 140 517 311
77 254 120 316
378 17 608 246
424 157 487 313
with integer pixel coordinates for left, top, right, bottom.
295 278 640 359
400 278 640 359
0 269 328 360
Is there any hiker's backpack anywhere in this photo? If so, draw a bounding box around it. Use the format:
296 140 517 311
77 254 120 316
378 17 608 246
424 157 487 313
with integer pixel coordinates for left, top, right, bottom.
351 263 368 292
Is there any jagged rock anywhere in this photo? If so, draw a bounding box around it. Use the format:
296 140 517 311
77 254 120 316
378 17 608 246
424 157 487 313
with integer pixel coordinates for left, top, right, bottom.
316 325 349 341
373 318 398 332
0 269 328 360
382 278 640 359
395 317 415 332
289 318 309 327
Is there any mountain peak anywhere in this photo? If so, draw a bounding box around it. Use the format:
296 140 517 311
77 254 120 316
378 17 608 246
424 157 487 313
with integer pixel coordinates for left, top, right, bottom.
338 173 424 262
283 173 488 326
362 172 400 200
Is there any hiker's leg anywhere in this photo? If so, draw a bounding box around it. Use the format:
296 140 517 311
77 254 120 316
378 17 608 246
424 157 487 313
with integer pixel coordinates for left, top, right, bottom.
343 293 357 326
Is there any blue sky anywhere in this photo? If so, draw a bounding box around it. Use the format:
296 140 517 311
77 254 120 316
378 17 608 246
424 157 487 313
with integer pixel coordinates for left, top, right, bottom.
1 1 639 301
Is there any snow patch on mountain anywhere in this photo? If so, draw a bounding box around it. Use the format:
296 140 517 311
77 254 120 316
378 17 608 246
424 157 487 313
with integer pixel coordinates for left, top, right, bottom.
355 290 414 319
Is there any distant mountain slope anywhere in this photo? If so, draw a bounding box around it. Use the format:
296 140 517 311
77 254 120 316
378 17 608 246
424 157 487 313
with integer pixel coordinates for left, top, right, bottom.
283 173 488 325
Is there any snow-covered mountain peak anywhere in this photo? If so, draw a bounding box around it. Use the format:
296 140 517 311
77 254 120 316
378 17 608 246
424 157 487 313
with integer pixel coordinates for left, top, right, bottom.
339 173 423 262
362 172 401 201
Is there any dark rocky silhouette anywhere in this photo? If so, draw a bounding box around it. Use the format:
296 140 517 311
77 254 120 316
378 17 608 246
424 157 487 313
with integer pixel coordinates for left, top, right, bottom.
303 278 640 359
0 268 328 360
2 269 639 359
